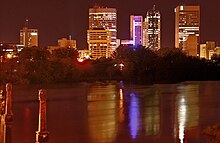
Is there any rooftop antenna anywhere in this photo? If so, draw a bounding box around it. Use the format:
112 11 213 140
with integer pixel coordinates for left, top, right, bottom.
24 19 29 28
69 35 72 40
153 5 156 10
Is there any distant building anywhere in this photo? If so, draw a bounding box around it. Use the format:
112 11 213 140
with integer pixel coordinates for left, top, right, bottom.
215 47 220 55
200 44 206 59
175 5 200 53
143 5 161 50
89 6 117 55
58 37 76 49
130 15 143 46
47 36 77 53
185 35 198 56
87 28 111 59
0 43 24 60
78 49 91 60
200 41 216 59
20 19 38 48
120 40 134 46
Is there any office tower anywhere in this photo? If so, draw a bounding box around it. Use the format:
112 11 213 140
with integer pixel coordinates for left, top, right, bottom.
175 5 200 52
143 6 161 50
87 28 111 59
20 19 38 47
89 6 117 55
130 15 143 46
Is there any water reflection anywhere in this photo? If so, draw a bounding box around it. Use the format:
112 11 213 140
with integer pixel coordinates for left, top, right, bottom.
144 91 160 136
176 84 199 143
87 83 117 143
6 81 220 143
129 93 140 139
118 88 124 123
178 97 186 143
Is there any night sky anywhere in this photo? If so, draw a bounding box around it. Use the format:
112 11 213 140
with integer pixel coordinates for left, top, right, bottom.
0 0 220 49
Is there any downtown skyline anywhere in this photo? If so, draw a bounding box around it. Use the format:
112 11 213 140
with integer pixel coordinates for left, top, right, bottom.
0 0 219 49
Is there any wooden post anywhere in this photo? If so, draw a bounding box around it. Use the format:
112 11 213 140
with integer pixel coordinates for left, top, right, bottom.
4 83 13 124
36 89 49 143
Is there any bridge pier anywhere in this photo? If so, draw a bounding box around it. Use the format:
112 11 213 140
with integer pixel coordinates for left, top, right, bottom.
4 83 13 124
36 89 49 143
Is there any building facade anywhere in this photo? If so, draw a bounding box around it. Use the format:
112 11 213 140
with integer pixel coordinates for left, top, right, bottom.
87 28 111 59
175 5 200 53
130 15 143 46
200 41 216 59
20 26 38 48
143 6 161 50
185 35 198 56
89 7 117 54
58 38 76 49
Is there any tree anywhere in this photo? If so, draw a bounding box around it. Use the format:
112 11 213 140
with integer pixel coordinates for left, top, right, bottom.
17 47 52 84
113 45 157 84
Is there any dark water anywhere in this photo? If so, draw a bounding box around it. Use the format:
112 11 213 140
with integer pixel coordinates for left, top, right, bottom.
1 81 220 143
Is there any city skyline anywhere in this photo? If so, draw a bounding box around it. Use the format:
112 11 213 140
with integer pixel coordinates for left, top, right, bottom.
0 0 219 49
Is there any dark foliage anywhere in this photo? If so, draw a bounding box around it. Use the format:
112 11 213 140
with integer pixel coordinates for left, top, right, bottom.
0 46 219 85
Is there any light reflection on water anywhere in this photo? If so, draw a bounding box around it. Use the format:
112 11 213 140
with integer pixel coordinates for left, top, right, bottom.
144 92 160 136
176 84 199 143
87 84 117 143
129 93 140 139
1 81 219 143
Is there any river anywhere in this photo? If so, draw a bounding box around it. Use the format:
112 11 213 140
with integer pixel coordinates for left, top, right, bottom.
1 81 220 143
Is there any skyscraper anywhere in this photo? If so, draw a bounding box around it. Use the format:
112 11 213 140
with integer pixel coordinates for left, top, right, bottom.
130 15 143 46
175 5 200 52
89 6 117 55
87 28 111 59
143 5 161 50
20 19 38 48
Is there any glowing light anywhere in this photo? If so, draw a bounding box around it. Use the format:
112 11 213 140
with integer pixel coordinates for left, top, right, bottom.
180 6 184 11
30 32 38 36
119 89 123 100
6 53 13 59
77 58 84 62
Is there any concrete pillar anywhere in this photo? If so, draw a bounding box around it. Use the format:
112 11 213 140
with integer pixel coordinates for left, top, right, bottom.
36 89 49 143
4 83 13 124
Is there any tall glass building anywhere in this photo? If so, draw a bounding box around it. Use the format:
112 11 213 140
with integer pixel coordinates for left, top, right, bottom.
143 5 161 50
175 5 200 51
89 7 117 55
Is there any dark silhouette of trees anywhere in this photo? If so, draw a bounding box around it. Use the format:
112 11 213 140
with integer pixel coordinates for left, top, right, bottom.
0 45 219 84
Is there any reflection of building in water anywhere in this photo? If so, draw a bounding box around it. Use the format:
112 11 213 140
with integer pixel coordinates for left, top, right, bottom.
129 93 140 139
144 92 160 136
87 83 118 143
127 87 161 140
118 88 124 123
175 84 199 143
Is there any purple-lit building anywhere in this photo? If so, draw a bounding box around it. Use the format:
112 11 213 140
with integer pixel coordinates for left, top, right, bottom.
130 15 143 46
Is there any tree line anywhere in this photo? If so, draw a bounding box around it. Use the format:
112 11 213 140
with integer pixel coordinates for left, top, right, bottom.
0 45 219 85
